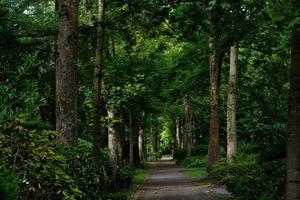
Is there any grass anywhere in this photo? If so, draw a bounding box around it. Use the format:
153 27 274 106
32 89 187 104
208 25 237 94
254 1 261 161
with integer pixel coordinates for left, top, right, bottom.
132 169 148 185
185 167 207 178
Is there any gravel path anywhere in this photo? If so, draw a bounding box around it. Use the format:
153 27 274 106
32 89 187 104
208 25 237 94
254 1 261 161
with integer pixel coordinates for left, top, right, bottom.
132 156 217 200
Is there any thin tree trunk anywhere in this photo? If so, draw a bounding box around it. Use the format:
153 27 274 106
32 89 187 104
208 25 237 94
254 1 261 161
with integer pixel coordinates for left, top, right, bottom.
176 117 180 148
153 131 158 160
56 0 79 145
227 42 238 163
138 129 144 161
207 37 221 173
107 110 118 186
92 0 105 164
184 97 192 156
286 26 300 200
129 109 134 169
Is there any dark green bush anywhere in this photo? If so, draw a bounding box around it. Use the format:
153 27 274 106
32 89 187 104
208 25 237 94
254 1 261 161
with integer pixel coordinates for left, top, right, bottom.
180 156 206 168
210 149 285 200
100 192 129 200
116 165 134 188
173 148 187 162
59 139 103 199
0 166 19 200
0 126 81 199
191 144 208 156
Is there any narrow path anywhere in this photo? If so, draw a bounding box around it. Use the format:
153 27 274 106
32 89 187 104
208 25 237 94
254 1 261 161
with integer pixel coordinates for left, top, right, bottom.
133 156 215 200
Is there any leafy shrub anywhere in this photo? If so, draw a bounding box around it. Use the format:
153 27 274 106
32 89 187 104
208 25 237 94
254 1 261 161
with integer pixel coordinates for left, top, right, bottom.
210 150 285 200
116 165 134 188
191 144 208 156
180 156 206 168
0 166 19 200
0 123 81 199
59 139 103 199
173 148 187 162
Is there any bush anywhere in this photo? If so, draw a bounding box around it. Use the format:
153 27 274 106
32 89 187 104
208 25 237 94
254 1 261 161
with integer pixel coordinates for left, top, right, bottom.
59 139 103 199
210 151 285 200
173 148 187 162
191 144 208 156
180 156 206 168
116 165 134 188
0 166 19 200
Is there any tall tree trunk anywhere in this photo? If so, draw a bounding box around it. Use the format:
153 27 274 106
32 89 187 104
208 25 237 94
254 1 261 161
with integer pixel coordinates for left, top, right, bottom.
184 97 192 156
286 26 300 200
56 0 79 145
92 0 105 164
139 128 145 161
207 37 221 173
138 112 145 162
175 117 180 148
107 110 118 186
227 42 238 163
129 109 134 169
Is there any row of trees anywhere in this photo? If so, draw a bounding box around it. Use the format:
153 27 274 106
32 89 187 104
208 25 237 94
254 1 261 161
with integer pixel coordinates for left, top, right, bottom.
53 0 300 196
0 0 299 199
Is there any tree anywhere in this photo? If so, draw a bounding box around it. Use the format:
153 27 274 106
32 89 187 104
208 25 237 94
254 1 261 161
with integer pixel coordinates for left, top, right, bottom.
286 25 300 200
227 42 238 163
56 0 79 145
92 0 105 164
184 97 192 156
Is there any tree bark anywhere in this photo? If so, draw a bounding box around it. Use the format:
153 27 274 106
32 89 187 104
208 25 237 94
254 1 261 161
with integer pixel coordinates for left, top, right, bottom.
92 0 105 164
175 117 180 148
184 97 192 156
138 128 145 161
107 110 118 186
56 0 79 145
207 37 221 173
286 26 300 200
227 42 238 163
129 109 134 169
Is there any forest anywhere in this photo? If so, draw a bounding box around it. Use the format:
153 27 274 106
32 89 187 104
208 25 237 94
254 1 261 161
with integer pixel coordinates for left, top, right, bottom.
0 0 299 200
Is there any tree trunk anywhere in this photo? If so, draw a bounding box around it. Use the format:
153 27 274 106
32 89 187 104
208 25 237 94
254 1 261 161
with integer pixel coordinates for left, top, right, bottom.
56 0 79 145
207 37 221 173
92 0 105 164
184 97 192 156
175 117 180 148
107 110 118 186
128 109 135 169
139 126 145 161
227 42 238 163
286 26 300 200
152 131 158 160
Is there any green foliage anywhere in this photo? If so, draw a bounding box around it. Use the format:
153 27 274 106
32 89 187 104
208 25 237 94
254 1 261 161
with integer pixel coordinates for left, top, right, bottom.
191 144 208 156
132 169 148 185
180 156 206 168
173 148 188 162
116 165 134 189
210 144 285 200
0 166 19 200
59 139 102 199
0 124 81 200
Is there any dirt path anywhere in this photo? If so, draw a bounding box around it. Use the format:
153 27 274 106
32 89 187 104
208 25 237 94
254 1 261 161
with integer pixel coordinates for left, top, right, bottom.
132 156 228 200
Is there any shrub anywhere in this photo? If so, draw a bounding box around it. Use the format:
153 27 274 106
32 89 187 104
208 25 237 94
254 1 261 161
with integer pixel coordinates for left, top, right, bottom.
116 165 134 188
173 148 187 162
191 144 208 156
59 139 103 199
0 166 19 200
180 156 206 168
0 123 81 199
210 152 285 200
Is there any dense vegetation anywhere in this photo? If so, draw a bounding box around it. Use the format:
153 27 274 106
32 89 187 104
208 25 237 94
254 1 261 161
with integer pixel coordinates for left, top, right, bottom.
0 0 299 199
